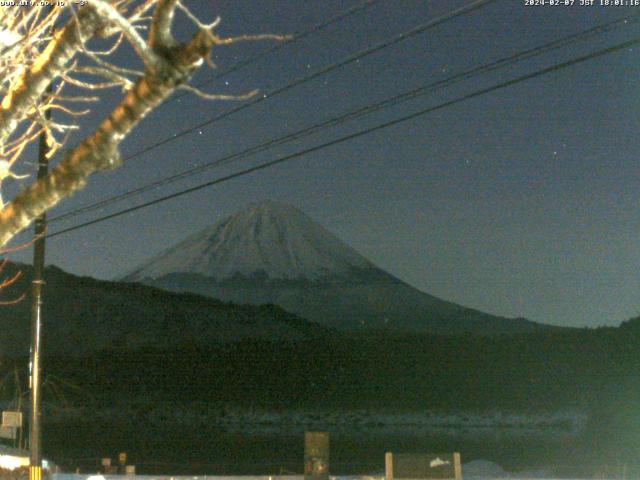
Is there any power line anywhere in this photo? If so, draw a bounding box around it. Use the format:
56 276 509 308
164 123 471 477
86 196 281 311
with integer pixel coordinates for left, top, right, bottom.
48 12 640 224
116 0 497 164
163 0 383 107
46 36 640 239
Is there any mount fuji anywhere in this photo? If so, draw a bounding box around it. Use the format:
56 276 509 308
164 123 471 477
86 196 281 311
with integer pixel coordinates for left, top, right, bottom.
123 201 546 334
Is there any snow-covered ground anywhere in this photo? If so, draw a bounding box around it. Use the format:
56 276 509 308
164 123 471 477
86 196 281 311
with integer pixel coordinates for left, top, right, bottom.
50 465 594 480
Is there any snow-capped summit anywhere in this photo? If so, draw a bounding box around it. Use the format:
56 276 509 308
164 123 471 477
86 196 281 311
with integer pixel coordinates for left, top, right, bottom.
124 201 547 334
125 201 374 282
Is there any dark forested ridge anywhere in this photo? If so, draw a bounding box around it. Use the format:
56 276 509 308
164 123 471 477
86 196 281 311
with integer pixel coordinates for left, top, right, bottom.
0 263 331 356
33 316 640 412
0 261 552 357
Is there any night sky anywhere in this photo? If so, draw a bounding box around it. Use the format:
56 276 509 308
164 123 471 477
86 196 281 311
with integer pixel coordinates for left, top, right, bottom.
5 0 640 328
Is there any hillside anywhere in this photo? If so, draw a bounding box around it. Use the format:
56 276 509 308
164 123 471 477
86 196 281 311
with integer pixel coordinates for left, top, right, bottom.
42 319 640 412
0 262 330 356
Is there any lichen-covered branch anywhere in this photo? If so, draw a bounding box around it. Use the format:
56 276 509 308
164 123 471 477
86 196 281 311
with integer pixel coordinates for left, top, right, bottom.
149 0 179 50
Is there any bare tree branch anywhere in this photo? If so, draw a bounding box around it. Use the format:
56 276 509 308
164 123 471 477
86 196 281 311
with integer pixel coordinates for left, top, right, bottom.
0 257 26 305
0 11 222 246
0 1 285 248
177 83 258 101
0 7 104 146
87 0 161 70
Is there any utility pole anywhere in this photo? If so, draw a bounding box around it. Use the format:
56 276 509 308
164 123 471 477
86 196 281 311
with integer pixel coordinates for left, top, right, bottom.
29 87 51 480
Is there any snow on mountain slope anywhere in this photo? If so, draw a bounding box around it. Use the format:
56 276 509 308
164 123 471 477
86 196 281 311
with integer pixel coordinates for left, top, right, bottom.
125 201 374 282
123 201 548 334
